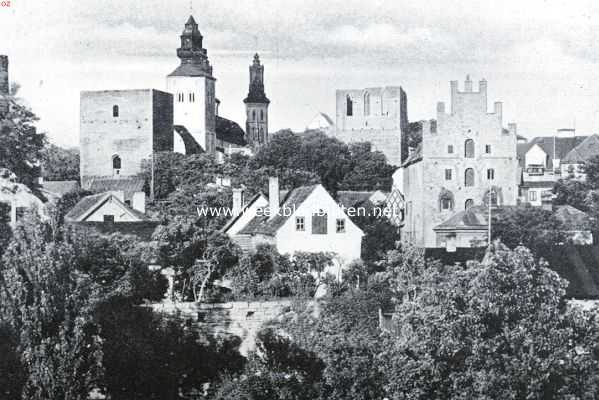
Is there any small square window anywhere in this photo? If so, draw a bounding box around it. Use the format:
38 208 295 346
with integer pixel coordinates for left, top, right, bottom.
295 216 305 231
445 169 452 180
529 191 537 201
336 218 346 233
485 145 492 154
448 145 454 154
103 215 115 223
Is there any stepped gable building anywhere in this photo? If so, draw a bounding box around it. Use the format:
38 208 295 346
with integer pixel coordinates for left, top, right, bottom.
244 53 270 148
79 89 174 187
398 76 519 249
167 15 217 154
0 55 8 116
334 86 408 166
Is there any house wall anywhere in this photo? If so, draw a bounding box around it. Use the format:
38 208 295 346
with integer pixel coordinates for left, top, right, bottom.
166 75 216 153
334 86 407 166
83 197 140 222
401 78 518 248
274 185 363 265
525 144 547 167
80 89 173 186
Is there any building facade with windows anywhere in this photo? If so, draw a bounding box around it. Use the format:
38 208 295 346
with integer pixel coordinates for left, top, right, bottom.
397 76 519 248
334 86 408 166
222 177 364 276
79 89 173 187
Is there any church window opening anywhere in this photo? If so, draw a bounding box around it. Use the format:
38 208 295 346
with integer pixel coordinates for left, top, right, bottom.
364 92 371 116
112 155 121 173
112 105 119 118
465 168 475 186
465 199 474 210
465 139 475 158
260 109 264 121
445 169 452 180
346 95 353 116
189 92 195 102
487 168 495 180
485 144 492 154
439 190 454 211
252 110 256 121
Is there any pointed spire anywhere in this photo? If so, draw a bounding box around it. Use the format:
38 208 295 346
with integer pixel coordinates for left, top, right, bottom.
186 15 197 26
253 53 261 66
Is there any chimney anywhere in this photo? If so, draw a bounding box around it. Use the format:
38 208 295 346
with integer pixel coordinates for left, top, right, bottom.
464 75 473 92
479 78 487 94
268 176 279 220
132 191 146 214
232 188 244 217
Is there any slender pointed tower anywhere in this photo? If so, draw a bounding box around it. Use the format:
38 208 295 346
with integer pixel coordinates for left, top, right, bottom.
244 53 270 147
166 16 216 153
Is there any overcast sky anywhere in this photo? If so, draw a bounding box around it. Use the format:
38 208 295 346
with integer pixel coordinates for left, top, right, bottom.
1 0 599 147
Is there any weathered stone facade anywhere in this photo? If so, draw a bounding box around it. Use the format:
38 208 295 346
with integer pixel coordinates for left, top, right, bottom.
80 89 173 186
334 86 408 166
400 77 519 248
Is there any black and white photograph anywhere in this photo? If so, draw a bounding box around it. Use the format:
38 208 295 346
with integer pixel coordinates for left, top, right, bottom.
2 1 599 398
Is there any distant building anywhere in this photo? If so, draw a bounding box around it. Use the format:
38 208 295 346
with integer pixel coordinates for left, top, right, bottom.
306 112 335 133
560 134 599 180
0 168 46 227
222 177 364 277
84 177 146 213
517 131 588 206
166 16 216 154
79 89 173 187
244 54 270 148
334 86 408 166
39 180 79 202
65 191 148 223
398 76 519 248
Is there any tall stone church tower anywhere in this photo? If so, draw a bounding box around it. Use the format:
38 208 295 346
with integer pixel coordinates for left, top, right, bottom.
166 16 216 154
244 53 270 147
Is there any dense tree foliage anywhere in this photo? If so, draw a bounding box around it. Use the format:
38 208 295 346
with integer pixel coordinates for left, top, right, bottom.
41 144 80 181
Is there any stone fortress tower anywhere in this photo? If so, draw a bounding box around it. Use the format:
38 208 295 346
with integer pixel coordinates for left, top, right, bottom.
334 86 408 166
400 76 518 247
244 53 270 147
166 16 216 154
0 55 9 116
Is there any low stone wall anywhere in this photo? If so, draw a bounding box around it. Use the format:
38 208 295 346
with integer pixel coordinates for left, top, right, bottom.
148 300 309 355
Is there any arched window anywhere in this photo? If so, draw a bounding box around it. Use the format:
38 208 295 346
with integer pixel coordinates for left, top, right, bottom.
112 105 119 117
465 168 475 187
260 109 264 121
439 189 454 211
465 199 474 210
346 95 353 116
464 139 475 158
252 110 256 121
112 155 121 171
364 92 370 116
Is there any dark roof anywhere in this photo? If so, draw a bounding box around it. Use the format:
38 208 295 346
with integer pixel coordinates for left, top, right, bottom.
220 193 264 233
434 206 488 231
40 180 79 197
401 143 423 168
65 192 149 222
562 134 599 164
518 136 589 168
519 181 555 189
554 205 592 230
216 116 247 146
168 62 214 78
238 185 318 236
86 177 145 201
336 191 374 208
174 125 204 154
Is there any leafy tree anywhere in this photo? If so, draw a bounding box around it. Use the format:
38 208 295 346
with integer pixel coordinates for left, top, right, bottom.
582 154 599 188
554 178 591 211
339 142 395 191
0 88 46 187
381 242 599 399
0 214 104 399
41 143 80 181
353 212 400 267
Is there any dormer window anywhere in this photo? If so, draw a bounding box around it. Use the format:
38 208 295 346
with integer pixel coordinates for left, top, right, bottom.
112 105 119 117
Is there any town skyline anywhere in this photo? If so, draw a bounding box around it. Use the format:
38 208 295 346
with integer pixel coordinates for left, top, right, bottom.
2 0 599 147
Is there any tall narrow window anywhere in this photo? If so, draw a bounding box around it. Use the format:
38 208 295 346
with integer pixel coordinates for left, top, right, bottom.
336 218 346 233
189 93 195 102
465 168 475 186
485 144 492 154
112 155 121 170
465 139 475 158
346 95 353 116
112 105 119 117
465 199 474 210
260 109 264 121
487 168 495 180
448 145 454 154
445 169 452 180
252 110 256 121
364 92 370 116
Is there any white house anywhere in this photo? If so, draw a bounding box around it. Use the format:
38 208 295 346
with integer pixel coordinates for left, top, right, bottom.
65 191 149 223
222 177 364 278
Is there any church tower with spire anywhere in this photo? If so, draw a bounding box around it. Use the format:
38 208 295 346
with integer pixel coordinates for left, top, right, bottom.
166 15 216 154
244 53 270 147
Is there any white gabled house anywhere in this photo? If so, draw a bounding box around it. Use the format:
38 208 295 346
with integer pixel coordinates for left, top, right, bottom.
65 191 149 223
222 177 364 277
